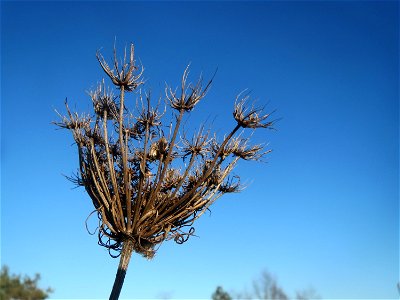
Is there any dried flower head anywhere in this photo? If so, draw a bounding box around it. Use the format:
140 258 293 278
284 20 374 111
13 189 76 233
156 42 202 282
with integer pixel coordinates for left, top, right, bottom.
55 42 275 300
90 80 119 120
233 91 275 129
97 43 144 91
166 65 213 112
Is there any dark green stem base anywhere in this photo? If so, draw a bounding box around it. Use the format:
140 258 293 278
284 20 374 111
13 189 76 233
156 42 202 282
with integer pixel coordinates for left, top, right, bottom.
109 240 134 300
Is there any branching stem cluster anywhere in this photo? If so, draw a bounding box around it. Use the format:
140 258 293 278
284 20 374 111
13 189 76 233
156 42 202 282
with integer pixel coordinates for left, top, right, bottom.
56 43 274 260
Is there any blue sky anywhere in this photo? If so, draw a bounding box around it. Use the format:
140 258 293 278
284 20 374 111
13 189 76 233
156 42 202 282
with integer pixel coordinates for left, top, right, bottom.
1 1 398 299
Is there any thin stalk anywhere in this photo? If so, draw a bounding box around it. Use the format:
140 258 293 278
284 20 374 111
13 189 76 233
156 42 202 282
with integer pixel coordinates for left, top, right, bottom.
89 140 111 210
109 239 134 300
119 86 132 233
132 98 151 230
171 152 196 198
149 109 185 205
103 111 125 232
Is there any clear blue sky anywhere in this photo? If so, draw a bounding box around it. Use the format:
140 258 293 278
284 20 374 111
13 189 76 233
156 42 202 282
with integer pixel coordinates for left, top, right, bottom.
1 1 398 299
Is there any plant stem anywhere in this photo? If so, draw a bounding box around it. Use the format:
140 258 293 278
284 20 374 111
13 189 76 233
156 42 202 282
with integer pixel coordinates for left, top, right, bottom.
109 239 134 300
119 86 132 233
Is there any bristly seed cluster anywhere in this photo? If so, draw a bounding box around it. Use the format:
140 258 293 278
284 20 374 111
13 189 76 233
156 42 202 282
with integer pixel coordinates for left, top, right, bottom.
55 43 275 259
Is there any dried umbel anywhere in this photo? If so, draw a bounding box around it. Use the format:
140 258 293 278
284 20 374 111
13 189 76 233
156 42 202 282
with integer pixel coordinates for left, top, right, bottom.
55 43 275 300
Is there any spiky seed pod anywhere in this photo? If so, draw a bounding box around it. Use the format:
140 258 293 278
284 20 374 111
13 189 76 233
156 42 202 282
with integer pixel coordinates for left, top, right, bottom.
218 176 241 193
182 130 210 159
148 142 158 161
210 136 238 159
96 43 144 91
156 137 168 157
136 107 163 128
184 170 201 192
147 137 168 161
207 165 223 187
161 169 182 192
86 126 105 146
233 143 268 161
90 80 119 120
166 66 213 112
128 122 145 140
55 106 91 132
233 91 275 129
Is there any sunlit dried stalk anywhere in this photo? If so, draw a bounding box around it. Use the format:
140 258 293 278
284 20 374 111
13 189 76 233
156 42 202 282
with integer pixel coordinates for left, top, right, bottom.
55 43 275 300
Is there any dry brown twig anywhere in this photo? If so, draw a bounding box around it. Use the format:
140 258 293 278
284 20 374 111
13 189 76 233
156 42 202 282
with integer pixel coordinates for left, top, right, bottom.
54 43 276 300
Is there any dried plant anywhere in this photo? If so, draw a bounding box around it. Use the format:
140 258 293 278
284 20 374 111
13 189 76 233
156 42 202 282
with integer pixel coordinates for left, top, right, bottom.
55 43 275 300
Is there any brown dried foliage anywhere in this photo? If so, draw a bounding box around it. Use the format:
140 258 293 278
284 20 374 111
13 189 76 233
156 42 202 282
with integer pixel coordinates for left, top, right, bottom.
55 43 275 259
